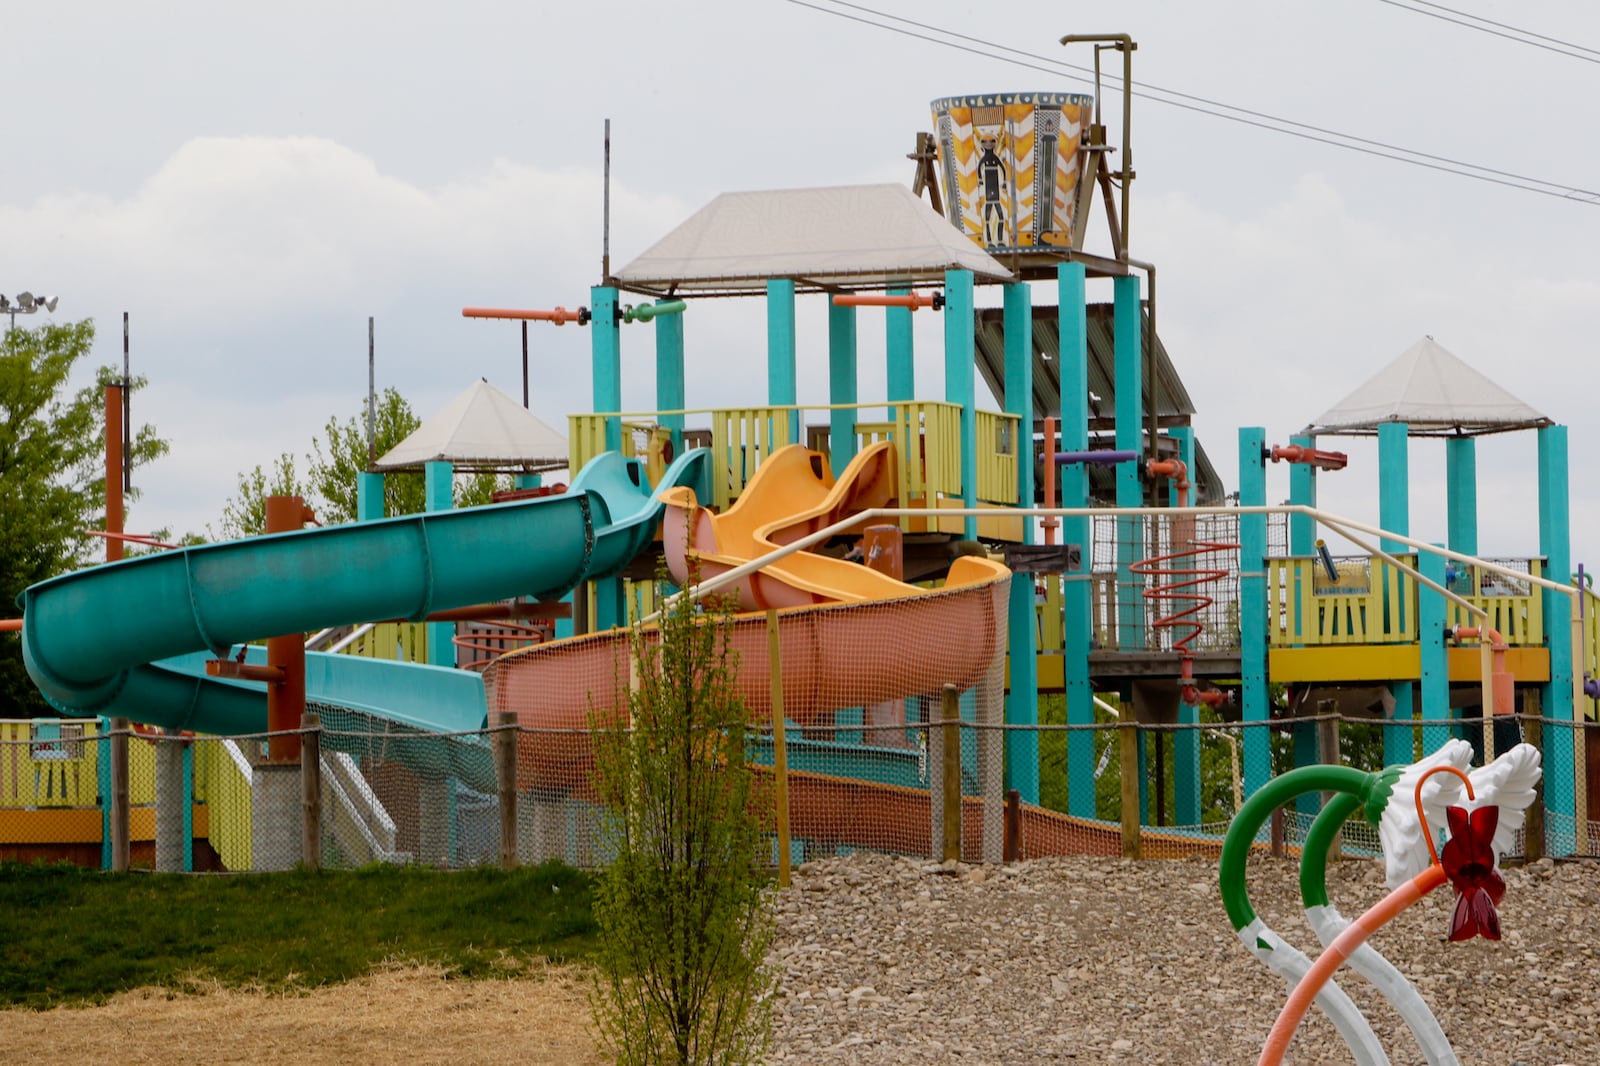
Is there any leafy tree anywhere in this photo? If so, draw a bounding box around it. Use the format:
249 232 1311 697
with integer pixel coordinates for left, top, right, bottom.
589 572 775 1066
0 320 168 714
213 388 506 538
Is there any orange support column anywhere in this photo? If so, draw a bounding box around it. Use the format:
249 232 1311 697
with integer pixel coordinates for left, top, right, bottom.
264 496 311 762
104 384 125 563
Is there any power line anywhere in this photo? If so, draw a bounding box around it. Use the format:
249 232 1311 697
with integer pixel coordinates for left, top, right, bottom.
784 0 1600 206
1377 0 1600 63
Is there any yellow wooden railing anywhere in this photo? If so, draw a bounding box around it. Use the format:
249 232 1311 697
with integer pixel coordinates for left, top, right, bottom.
1267 555 1420 646
571 401 1021 516
0 719 101 807
1444 560 1544 646
196 739 253 871
339 622 428 663
1581 578 1599 721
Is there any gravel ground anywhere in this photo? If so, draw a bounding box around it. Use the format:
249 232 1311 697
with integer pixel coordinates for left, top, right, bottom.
769 852 1599 1065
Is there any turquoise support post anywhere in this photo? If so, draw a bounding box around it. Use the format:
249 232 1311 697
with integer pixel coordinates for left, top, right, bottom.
1377 422 1414 767
1294 725 1320 816
1137 727 1150 824
1059 265 1095 818
1288 434 1317 556
1446 437 1478 557
656 299 686 456
1002 280 1038 803
425 461 455 668
1113 275 1143 665
514 473 542 491
1169 424 1200 823
886 286 915 405
1167 427 1194 506
1238 428 1270 799
182 742 193 871
767 280 799 445
944 269 978 539
1537 425 1574 850
590 286 622 453
828 299 858 469
97 719 111 870
357 472 385 522
1419 546 1450 753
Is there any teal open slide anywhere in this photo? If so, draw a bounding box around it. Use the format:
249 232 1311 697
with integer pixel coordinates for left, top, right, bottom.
18 449 711 740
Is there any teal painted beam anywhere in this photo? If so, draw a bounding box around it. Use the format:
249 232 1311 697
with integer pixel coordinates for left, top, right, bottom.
944 269 978 539
1237 428 1270 799
1170 427 1201 825
182 742 194 871
514 474 542 490
1059 265 1094 819
1002 281 1037 803
1419 548 1450 754
424 461 455 668
590 286 622 453
1112 275 1143 654
1538 425 1574 847
1446 437 1478 557
1137 727 1149 825
656 300 686 455
766 280 799 445
886 287 915 404
356 472 385 522
1377 422 1410 553
1387 682 1416 768
828 300 858 469
1293 723 1320 816
1168 426 1194 506
1288 434 1317 556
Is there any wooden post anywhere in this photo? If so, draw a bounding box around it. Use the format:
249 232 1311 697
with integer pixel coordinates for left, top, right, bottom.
495 711 519 869
941 684 961 862
110 717 130 873
1118 721 1141 859
1003 789 1022 862
767 610 792 887
1270 807 1286 858
1318 709 1343 863
1522 688 1545 863
300 713 322 871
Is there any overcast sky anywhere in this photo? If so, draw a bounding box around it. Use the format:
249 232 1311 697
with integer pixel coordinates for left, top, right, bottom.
4 0 1596 571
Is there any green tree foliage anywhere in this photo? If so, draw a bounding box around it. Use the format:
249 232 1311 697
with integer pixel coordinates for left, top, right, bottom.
213 388 506 538
589 576 775 1066
0 320 168 714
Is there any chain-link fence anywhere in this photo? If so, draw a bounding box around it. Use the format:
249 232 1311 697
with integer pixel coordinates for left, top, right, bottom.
6 706 1591 872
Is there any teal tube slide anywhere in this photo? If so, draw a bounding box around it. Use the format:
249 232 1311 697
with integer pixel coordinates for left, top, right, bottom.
18 448 711 738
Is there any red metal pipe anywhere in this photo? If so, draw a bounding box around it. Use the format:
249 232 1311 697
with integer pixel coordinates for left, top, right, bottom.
830 291 942 311
1450 625 1514 716
1268 444 1348 471
461 305 589 325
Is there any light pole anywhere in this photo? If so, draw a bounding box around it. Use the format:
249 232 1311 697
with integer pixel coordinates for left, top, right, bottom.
1 291 59 333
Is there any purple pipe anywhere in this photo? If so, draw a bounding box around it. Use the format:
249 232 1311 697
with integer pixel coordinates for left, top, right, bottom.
1054 450 1139 466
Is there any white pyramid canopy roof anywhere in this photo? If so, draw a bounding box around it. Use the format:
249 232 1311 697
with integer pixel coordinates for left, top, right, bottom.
615 183 1013 296
1304 336 1552 438
373 378 567 472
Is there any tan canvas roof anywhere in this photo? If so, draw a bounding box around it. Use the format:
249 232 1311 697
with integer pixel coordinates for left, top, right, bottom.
1305 335 1552 438
614 183 1013 296
373 378 567 473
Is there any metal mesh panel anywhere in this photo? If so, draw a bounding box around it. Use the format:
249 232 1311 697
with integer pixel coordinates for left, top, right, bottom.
1087 513 1242 653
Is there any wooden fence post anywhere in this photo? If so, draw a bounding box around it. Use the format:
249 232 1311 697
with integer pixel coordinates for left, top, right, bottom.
300 712 322 871
1522 688 1544 863
767 610 792 887
495 711 519 870
110 717 130 873
942 684 961 862
1119 721 1141 860
1318 708 1343 863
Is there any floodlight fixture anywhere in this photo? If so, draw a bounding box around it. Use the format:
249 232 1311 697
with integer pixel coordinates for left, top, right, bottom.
3 290 61 333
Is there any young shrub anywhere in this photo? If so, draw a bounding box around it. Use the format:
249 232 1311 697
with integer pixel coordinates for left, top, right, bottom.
589 575 775 1066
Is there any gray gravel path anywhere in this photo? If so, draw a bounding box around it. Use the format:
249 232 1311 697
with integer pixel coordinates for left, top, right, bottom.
768 852 1598 1064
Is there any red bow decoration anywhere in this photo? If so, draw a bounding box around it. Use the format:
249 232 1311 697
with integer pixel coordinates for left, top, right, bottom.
1440 804 1505 941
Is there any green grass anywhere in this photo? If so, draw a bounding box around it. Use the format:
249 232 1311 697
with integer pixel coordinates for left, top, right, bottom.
0 861 597 1009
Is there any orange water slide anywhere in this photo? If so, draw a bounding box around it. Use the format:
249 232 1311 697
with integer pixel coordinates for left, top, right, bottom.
484 442 1013 793
660 442 918 610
